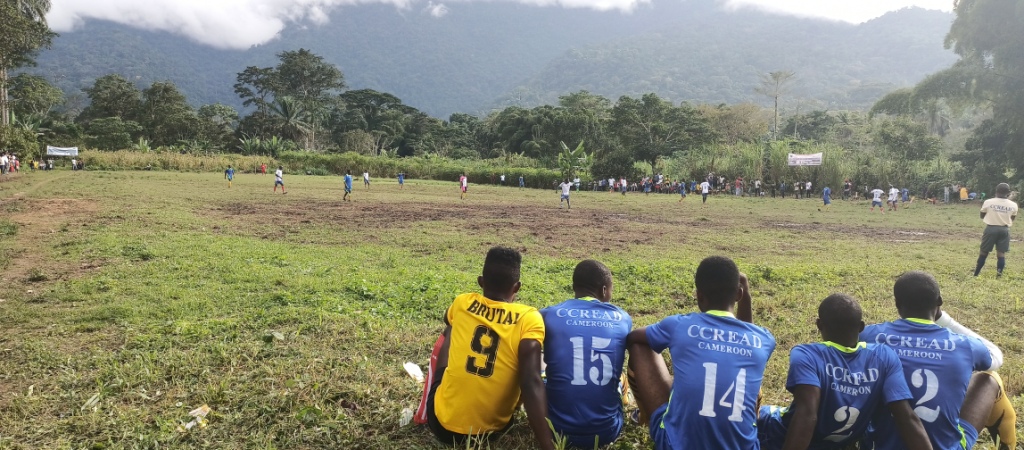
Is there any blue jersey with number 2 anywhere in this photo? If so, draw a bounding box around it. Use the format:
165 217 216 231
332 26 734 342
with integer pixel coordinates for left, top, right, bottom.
541 299 631 446
767 343 912 450
860 320 992 450
647 312 776 450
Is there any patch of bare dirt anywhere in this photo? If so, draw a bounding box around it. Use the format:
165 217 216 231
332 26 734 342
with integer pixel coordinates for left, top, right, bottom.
0 197 103 285
210 200 689 256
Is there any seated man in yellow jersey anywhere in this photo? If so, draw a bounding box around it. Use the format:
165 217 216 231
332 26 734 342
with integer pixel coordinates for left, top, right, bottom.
425 247 554 450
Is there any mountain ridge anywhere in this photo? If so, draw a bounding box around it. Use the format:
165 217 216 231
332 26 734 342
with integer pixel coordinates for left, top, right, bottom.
29 1 955 117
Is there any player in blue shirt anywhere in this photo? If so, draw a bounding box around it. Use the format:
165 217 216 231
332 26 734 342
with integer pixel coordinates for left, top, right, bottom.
860 271 1016 450
820 186 831 211
541 260 632 448
224 165 234 188
757 293 932 450
398 172 405 189
519 175 525 189
627 256 776 450
343 170 353 202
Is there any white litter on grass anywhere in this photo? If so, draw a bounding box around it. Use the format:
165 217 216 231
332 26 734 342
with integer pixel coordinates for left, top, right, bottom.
400 408 414 427
176 404 212 433
403 362 424 383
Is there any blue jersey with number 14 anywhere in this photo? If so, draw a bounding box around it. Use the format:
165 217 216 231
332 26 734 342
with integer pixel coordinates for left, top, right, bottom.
860 319 992 450
647 311 776 450
540 299 631 446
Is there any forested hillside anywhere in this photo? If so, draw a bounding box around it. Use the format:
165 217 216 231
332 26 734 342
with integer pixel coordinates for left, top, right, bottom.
502 7 958 110
29 0 955 117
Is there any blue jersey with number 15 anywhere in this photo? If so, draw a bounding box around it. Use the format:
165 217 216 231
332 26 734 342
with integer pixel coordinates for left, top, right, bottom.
541 299 631 446
647 311 776 450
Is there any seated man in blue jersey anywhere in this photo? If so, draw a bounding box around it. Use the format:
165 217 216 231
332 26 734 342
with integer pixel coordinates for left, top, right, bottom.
757 293 933 450
627 256 777 450
860 271 1017 450
540 260 632 448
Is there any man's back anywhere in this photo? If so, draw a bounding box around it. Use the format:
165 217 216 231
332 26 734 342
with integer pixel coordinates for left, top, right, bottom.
541 299 631 442
435 293 545 434
861 320 992 450
647 312 775 449
763 342 911 450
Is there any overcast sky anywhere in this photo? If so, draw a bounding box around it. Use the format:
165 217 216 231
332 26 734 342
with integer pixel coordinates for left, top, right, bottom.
48 0 955 50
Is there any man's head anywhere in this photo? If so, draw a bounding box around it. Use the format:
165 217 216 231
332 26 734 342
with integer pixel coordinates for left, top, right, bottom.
816 293 865 339
478 246 522 301
694 256 741 311
228 165 232 168
996 183 1011 198
572 260 613 302
278 166 283 170
893 271 942 320
346 170 350 175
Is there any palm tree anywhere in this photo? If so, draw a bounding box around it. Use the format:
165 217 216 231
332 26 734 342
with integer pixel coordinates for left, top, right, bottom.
268 96 311 147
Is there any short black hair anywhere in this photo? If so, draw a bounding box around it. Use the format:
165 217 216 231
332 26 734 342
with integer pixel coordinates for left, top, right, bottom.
573 260 612 295
818 293 863 332
893 271 941 311
997 183 1011 196
695 256 740 307
482 247 522 292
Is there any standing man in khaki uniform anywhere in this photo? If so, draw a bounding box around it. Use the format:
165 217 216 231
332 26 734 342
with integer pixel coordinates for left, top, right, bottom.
974 183 1018 278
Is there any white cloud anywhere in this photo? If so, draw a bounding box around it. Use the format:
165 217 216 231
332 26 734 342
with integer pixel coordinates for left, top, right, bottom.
47 0 954 50
48 0 414 49
424 2 449 17
723 0 954 23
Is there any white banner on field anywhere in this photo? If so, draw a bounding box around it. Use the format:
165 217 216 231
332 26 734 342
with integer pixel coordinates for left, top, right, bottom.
788 152 823 166
46 146 79 157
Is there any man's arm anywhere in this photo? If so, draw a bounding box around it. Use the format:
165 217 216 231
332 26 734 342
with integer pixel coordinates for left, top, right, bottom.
518 339 554 450
887 400 934 450
780 384 821 450
627 327 649 346
737 273 752 323
980 212 987 220
436 325 451 370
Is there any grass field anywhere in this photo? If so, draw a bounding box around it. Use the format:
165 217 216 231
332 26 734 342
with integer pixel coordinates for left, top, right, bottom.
0 170 1021 449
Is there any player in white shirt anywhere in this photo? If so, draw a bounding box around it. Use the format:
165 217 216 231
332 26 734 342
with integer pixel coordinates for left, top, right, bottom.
699 180 711 207
363 171 371 189
558 179 573 209
888 186 900 211
870 187 886 213
274 166 286 194
975 183 1019 277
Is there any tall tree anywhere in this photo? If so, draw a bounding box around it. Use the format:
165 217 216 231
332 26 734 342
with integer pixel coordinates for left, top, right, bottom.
0 0 55 126
275 49 346 109
233 66 278 115
609 93 714 167
10 0 50 24
138 81 196 147
9 73 62 118
79 74 142 123
755 71 796 140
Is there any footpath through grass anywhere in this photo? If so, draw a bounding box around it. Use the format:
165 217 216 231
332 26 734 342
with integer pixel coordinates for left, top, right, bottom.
0 170 1021 449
